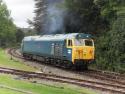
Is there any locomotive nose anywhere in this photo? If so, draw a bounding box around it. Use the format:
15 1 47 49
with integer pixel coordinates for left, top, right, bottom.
72 47 94 63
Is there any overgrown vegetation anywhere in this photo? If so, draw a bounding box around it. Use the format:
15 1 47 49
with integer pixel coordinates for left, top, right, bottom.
96 15 125 73
95 0 125 73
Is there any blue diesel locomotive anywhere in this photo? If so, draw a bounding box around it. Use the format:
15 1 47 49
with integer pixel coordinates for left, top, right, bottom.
21 33 95 69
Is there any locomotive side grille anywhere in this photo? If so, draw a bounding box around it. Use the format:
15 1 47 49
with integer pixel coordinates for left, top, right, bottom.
53 44 63 57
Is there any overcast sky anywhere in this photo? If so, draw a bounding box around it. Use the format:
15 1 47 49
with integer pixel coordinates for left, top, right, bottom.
3 0 35 28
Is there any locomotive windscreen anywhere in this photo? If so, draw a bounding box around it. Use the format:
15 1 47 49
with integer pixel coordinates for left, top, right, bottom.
85 40 93 46
74 39 93 46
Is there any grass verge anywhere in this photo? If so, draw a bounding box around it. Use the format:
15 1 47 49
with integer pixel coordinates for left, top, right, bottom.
0 48 36 72
0 74 98 94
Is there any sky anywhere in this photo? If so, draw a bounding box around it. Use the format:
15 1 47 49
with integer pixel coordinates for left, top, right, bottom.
3 0 35 28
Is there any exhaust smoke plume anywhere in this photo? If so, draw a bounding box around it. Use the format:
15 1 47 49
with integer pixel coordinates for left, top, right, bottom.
42 0 66 34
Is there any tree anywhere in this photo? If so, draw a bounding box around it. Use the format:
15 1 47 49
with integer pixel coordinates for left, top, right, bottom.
15 29 25 43
94 0 123 27
0 0 17 47
34 0 47 34
96 16 125 72
94 0 125 72
64 0 106 35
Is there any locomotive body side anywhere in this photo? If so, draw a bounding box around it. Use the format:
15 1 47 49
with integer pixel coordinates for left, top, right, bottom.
21 36 72 63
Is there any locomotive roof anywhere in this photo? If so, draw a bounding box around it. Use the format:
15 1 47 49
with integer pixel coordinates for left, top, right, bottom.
23 33 92 41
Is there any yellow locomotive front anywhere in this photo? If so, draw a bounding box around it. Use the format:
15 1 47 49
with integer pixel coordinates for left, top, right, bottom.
72 39 94 63
67 38 95 65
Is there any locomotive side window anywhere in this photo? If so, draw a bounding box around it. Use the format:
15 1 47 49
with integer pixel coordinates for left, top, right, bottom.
68 40 73 46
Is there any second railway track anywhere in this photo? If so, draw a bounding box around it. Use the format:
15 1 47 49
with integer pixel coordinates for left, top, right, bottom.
6 48 125 94
0 67 125 94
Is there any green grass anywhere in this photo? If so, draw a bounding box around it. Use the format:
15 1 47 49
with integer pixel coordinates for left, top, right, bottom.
0 88 24 94
0 48 37 72
0 74 98 94
0 48 98 94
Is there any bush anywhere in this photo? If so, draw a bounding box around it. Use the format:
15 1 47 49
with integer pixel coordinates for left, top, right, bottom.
95 16 125 73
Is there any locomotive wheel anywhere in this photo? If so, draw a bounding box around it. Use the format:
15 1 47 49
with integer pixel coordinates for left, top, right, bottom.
45 57 50 64
55 59 60 67
83 63 88 70
50 58 53 65
63 61 72 69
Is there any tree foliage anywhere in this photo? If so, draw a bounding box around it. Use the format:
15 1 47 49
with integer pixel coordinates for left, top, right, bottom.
95 0 119 26
95 0 125 72
15 29 25 43
0 0 17 47
96 16 125 72
34 0 47 34
64 0 107 34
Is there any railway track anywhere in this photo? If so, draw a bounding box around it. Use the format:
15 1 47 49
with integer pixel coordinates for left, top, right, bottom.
87 69 125 80
79 70 125 85
8 48 24 59
9 48 125 81
6 48 125 94
0 67 125 94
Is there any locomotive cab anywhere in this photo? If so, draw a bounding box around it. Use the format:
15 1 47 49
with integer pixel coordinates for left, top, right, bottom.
66 37 94 64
